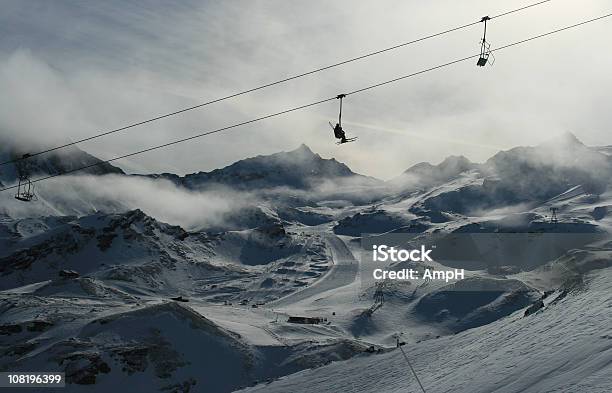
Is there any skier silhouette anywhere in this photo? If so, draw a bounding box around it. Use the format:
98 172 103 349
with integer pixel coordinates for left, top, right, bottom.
333 122 347 143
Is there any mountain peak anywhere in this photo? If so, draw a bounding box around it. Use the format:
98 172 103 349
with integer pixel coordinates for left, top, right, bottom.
286 144 319 161
541 132 585 149
438 155 473 170
402 155 473 176
174 144 363 191
393 155 475 190
292 144 314 155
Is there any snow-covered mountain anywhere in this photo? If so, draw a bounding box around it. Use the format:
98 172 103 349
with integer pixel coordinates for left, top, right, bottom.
147 144 380 191
1 134 611 393
401 133 612 218
391 155 476 190
0 208 331 301
481 132 611 201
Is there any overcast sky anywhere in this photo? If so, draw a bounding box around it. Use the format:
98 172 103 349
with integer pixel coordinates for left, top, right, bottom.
1 0 611 179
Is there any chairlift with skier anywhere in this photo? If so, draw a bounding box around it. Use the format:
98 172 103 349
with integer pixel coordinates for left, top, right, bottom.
329 94 357 144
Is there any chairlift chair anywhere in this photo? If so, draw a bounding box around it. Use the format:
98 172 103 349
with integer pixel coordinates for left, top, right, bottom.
14 176 36 202
13 153 37 202
477 49 490 67
477 16 494 67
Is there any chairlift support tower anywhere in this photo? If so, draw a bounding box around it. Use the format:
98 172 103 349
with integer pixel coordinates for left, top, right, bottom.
374 281 385 305
550 207 559 224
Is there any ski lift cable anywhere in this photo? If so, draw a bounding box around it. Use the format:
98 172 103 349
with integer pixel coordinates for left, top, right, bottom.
0 97 336 193
0 12 610 194
398 345 427 393
345 12 612 96
491 0 553 19
0 0 556 168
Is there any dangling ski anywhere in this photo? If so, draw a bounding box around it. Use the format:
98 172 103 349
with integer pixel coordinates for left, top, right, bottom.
336 137 358 145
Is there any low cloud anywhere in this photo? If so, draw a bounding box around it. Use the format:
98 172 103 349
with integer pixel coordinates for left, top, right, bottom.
0 174 255 231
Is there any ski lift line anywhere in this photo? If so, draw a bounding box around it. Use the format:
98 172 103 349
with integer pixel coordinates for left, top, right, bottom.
0 0 557 168
0 12 610 194
489 0 553 20
489 12 612 53
344 12 612 96
398 345 427 393
0 98 336 192
344 53 479 97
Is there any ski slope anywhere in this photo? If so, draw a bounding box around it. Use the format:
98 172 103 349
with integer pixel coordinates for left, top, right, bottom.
270 234 359 307
239 269 612 393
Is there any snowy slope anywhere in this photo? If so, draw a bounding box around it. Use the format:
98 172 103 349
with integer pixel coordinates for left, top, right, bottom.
0 298 374 393
239 267 612 393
